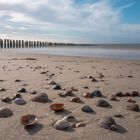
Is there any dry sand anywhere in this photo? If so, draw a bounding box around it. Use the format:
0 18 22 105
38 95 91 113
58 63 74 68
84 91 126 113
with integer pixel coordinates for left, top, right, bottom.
0 52 140 140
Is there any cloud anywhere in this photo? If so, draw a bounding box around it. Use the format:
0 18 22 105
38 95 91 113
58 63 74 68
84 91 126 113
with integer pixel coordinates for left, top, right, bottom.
0 0 139 43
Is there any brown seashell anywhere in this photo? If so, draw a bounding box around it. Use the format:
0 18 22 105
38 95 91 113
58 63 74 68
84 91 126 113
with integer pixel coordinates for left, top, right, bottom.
50 103 64 112
83 92 92 98
20 114 38 126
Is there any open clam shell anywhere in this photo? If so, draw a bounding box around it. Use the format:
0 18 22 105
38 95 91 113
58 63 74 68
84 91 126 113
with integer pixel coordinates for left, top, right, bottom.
20 114 38 126
50 103 64 112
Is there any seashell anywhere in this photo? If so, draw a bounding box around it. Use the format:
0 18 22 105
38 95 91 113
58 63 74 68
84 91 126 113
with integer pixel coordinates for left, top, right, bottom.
91 90 102 97
62 115 77 122
52 84 61 90
13 93 22 100
70 97 82 103
81 105 94 113
31 93 48 103
50 103 64 112
1 97 12 102
18 88 27 93
48 80 56 85
83 92 92 98
99 116 116 130
0 107 13 117
54 120 71 130
20 114 38 126
14 98 26 105
96 99 110 107
126 104 139 112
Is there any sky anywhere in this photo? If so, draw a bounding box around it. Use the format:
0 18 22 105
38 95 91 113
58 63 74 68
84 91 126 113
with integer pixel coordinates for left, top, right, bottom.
0 0 140 43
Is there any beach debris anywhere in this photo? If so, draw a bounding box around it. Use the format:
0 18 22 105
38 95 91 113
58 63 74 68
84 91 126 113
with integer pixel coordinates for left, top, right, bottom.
31 93 49 103
127 98 136 103
13 93 22 100
50 103 64 112
91 77 98 82
0 88 6 92
14 98 27 105
131 91 139 97
1 97 12 103
15 79 22 82
83 92 92 98
53 84 61 90
76 122 86 128
29 91 37 95
81 105 94 113
62 115 77 122
65 90 74 96
48 80 56 85
115 91 124 97
99 116 117 131
70 97 82 103
40 71 47 74
54 120 71 130
91 90 102 97
113 113 124 118
83 86 89 89
18 88 27 93
70 87 78 91
108 94 118 101
0 107 13 117
20 114 38 126
124 92 131 97
96 99 110 107
126 103 139 112
23 58 37 60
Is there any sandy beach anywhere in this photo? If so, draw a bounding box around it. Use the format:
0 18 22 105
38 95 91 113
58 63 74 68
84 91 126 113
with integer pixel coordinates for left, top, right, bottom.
0 52 140 140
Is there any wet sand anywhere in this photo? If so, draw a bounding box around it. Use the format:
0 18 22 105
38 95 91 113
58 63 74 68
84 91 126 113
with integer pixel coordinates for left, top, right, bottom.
0 52 140 140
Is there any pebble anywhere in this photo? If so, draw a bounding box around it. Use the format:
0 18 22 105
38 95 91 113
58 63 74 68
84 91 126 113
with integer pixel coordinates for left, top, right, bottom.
127 98 136 103
48 80 56 85
14 98 27 105
91 78 98 82
53 84 61 90
1 97 12 103
0 88 6 92
96 99 110 107
91 90 102 97
0 107 13 117
83 92 92 98
81 105 93 113
115 91 124 97
31 93 49 103
62 115 77 122
108 94 118 101
29 91 37 95
131 91 139 97
64 90 74 96
18 88 27 93
99 116 117 130
13 94 22 100
15 79 21 82
126 103 139 112
54 120 71 130
70 97 82 103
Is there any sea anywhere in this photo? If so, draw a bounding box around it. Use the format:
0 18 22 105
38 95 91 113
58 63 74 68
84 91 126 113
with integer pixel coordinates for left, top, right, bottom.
0 44 140 60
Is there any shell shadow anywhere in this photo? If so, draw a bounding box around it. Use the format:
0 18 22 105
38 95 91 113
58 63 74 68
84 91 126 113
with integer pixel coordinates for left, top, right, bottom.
24 123 43 135
54 109 72 116
115 125 127 134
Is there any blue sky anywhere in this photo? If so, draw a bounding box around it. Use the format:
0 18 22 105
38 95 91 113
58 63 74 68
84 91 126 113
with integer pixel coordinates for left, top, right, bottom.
0 0 140 43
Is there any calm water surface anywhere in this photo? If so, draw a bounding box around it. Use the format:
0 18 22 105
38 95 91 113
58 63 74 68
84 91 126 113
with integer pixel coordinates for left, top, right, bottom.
0 45 140 60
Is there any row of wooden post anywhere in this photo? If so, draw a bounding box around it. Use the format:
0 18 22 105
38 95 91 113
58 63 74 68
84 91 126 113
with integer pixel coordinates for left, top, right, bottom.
0 39 50 48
